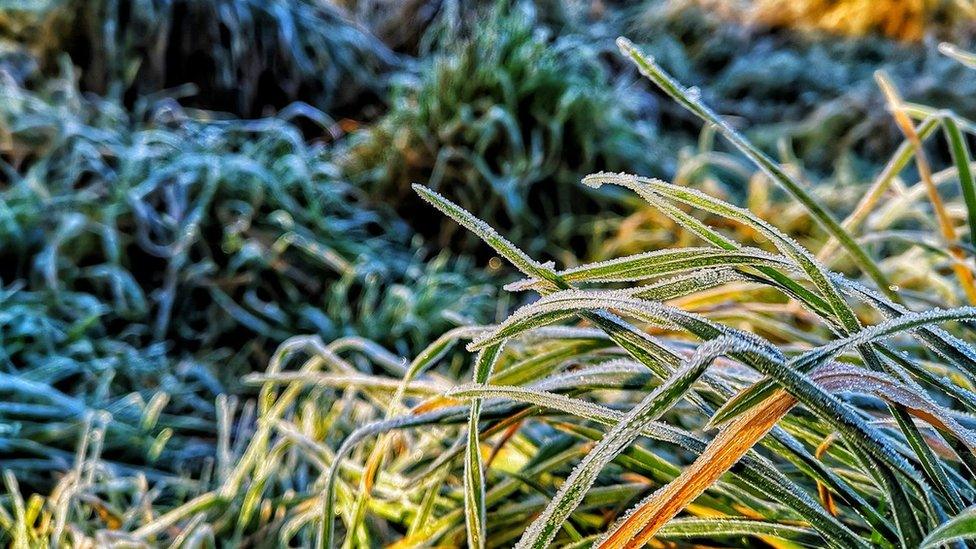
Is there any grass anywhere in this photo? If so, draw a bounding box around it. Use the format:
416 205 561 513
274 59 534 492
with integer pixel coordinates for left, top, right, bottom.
317 41 976 547
339 3 662 260
6 1 976 547
0 57 493 529
0 0 397 116
9 37 976 547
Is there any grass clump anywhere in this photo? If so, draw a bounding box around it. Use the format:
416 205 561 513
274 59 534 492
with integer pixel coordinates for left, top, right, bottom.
0 0 397 116
14 37 976 548
340 3 661 260
0 64 490 362
0 61 493 508
282 41 976 546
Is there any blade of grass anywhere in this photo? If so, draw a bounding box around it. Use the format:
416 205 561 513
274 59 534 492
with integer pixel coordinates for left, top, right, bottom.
921 505 976 548
943 115 976 247
616 37 897 300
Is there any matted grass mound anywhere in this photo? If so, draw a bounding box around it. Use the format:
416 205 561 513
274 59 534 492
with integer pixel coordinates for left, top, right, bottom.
0 0 397 116
0 63 493 501
339 4 663 261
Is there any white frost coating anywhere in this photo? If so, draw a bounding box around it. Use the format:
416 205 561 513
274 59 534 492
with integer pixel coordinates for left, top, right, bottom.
513 336 778 549
796 306 976 371
811 364 976 451
553 246 792 284
469 288 783 363
581 171 860 331
536 360 650 391
635 268 751 301
582 171 642 189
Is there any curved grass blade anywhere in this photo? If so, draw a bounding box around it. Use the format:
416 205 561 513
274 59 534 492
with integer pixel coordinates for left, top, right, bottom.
943 115 976 247
448 384 867 547
413 184 561 287
655 518 821 545
508 247 792 288
463 344 505 549
921 505 976 548
616 37 895 298
512 337 782 549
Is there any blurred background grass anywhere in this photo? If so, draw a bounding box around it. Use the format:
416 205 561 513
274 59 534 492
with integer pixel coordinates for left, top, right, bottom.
1 0 975 544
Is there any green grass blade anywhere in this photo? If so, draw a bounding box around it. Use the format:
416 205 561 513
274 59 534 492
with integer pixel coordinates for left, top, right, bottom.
509 247 791 287
464 344 504 549
921 505 976 548
616 37 896 299
943 115 976 246
656 518 821 544
513 336 775 549
712 307 976 427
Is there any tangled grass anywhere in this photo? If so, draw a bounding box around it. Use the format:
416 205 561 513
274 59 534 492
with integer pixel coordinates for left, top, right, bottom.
10 37 976 547
0 59 493 525
0 0 397 116
631 0 976 172
340 3 662 260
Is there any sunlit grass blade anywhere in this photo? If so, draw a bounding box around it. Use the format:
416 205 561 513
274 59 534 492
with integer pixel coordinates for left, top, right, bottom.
876 70 976 304
943 115 976 247
596 359 953 549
